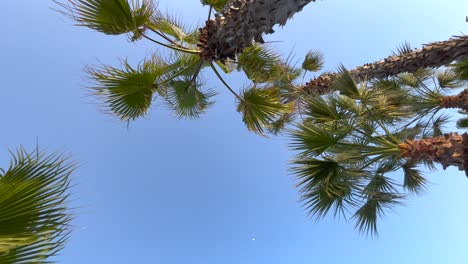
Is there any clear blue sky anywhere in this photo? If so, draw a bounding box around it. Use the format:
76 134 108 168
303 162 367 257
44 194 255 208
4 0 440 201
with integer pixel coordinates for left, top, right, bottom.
2 1 468 263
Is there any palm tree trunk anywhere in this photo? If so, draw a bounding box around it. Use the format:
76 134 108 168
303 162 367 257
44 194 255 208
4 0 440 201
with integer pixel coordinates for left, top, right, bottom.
303 35 468 94
198 0 316 62
440 88 468 112
397 132 468 175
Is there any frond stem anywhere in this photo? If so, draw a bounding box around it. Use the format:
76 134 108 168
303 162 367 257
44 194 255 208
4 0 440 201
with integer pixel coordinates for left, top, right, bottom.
210 63 244 102
141 33 200 54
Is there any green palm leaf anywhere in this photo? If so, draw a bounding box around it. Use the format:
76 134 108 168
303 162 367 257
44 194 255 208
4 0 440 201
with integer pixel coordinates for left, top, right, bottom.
237 44 281 83
87 57 167 121
453 58 468 80
200 0 229 12
353 192 403 236
56 0 154 36
302 50 324 72
162 78 216 119
149 11 187 41
289 122 351 156
402 161 428 195
291 158 359 219
0 147 74 263
333 65 360 98
237 86 293 136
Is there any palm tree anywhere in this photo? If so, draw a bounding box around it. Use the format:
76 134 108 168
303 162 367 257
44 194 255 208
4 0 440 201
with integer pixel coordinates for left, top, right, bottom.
55 0 303 136
198 0 316 62
289 67 468 235
0 147 75 263
302 35 468 94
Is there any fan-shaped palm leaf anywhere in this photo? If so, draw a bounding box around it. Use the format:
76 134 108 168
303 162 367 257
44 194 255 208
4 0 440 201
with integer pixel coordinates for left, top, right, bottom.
302 50 324 72
149 11 187 41
401 160 428 195
291 158 360 219
55 0 154 36
87 57 167 121
237 86 293 136
0 147 74 263
353 192 403 236
333 65 360 98
237 44 281 83
162 78 216 119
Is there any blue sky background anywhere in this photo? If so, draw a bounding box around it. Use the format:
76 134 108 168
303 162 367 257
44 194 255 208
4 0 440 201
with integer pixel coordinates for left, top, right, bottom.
2 1 468 263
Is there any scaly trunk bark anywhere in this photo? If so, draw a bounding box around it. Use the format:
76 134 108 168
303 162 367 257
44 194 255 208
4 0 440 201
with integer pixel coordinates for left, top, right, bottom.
397 132 468 175
440 88 468 112
198 0 315 62
302 35 468 95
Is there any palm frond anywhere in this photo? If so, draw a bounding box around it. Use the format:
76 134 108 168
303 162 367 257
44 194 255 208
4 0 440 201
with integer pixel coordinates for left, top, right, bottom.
401 161 428 195
149 11 188 41
289 122 351 156
55 0 154 37
267 113 294 135
353 192 403 236
237 86 293 136
0 147 74 263
87 57 167 121
436 69 465 88
302 50 324 72
453 58 468 80
200 0 229 12
237 44 281 83
333 65 360 98
162 78 216 119
291 158 360 219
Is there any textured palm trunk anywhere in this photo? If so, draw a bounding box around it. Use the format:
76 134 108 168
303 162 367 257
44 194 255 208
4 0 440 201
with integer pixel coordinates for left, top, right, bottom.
440 88 468 112
198 0 315 62
303 35 468 94
398 133 468 175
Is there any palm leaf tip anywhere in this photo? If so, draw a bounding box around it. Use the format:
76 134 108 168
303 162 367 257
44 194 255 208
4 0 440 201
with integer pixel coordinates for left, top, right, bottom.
353 192 403 236
0 147 75 263
237 86 293 136
87 58 165 121
302 50 324 72
292 158 358 220
55 0 155 37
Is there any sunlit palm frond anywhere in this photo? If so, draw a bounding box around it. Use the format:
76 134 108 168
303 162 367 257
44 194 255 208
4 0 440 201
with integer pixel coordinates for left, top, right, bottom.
237 86 293 136
149 11 188 41
87 57 167 121
55 0 154 36
289 122 351 156
237 44 281 83
0 147 74 263
200 0 229 12
364 174 398 195
436 69 465 88
333 65 360 98
161 78 216 119
302 50 324 72
301 94 343 123
401 160 428 195
353 192 403 236
397 69 431 88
